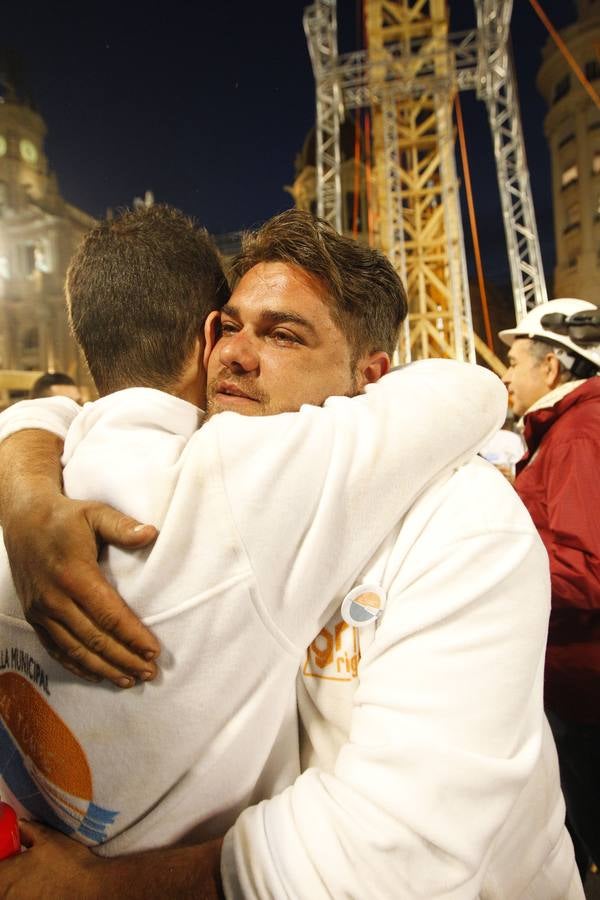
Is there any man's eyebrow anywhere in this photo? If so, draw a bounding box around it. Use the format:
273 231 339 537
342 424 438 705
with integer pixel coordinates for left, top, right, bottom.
221 303 317 336
220 302 241 320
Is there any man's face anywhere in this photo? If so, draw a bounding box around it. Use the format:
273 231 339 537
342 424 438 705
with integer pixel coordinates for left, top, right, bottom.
502 338 550 417
206 262 363 416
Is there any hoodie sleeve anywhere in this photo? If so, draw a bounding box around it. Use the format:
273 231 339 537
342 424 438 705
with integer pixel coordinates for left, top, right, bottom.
0 396 80 444
214 360 507 649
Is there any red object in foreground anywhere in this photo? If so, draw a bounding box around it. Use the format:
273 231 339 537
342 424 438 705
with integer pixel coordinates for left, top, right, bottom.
0 802 20 860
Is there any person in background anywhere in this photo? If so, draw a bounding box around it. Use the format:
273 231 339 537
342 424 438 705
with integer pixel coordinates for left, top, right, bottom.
499 297 600 880
30 371 82 404
479 412 524 483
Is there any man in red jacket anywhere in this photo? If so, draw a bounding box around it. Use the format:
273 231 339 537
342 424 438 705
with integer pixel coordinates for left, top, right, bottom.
500 297 600 879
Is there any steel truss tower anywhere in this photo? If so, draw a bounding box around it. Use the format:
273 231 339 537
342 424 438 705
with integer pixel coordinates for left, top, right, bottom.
303 0 548 370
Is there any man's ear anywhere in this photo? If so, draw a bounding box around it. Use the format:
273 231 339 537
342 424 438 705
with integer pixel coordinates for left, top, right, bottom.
544 353 563 390
355 351 391 390
203 311 221 369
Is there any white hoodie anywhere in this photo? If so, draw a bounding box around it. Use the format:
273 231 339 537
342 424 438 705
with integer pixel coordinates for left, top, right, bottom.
223 457 582 898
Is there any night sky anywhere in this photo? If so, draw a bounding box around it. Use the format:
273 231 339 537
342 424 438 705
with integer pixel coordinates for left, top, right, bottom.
4 0 578 287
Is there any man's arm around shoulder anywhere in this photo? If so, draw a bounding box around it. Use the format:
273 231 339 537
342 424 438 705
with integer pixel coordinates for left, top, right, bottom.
0 417 160 685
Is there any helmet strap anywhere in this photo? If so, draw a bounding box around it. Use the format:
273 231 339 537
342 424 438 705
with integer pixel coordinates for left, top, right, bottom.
554 347 598 380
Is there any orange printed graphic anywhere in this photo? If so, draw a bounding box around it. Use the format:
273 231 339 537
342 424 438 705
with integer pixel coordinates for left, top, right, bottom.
0 672 92 798
303 618 360 682
0 670 117 842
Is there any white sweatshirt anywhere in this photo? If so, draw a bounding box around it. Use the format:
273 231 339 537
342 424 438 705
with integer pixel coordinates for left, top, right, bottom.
0 361 505 858
222 459 582 899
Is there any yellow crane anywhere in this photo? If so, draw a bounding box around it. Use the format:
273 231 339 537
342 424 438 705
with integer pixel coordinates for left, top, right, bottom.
304 0 549 374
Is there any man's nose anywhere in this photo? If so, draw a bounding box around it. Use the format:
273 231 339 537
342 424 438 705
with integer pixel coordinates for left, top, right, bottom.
219 330 260 373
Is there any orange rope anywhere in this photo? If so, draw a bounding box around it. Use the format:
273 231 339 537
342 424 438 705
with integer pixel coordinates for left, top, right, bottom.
528 0 600 109
351 0 364 238
454 94 494 352
364 111 374 246
352 114 362 238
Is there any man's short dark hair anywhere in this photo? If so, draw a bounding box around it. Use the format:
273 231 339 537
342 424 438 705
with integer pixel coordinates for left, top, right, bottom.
30 372 77 399
67 205 230 394
229 209 407 359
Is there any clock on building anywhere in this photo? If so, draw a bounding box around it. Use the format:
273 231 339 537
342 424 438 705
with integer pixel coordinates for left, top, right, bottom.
19 139 38 165
0 136 7 157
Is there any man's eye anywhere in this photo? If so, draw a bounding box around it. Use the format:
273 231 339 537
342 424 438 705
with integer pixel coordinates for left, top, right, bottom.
271 329 300 344
220 321 239 335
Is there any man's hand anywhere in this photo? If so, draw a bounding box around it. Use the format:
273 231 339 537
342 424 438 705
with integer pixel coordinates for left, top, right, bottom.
0 430 160 687
1 822 224 900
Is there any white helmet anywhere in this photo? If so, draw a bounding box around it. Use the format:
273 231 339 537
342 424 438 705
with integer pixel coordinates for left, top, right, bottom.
498 298 600 375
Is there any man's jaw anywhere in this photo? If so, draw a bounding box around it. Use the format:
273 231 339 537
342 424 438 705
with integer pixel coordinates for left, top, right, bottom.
506 390 518 413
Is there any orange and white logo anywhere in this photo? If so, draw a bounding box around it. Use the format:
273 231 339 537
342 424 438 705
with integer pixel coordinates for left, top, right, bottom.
0 669 118 843
341 583 385 629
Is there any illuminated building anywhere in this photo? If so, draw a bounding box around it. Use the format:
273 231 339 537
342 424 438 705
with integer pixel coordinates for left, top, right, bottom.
537 0 600 303
0 65 95 406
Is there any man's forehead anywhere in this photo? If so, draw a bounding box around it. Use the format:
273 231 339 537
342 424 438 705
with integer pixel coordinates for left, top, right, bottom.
244 260 324 290
228 261 335 325
234 261 326 297
511 337 533 357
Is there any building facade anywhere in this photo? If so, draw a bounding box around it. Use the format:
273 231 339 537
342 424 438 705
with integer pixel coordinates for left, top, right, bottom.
537 0 600 304
0 76 95 406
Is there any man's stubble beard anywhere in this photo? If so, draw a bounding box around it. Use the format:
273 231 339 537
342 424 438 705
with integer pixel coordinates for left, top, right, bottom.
205 364 363 420
205 373 274 419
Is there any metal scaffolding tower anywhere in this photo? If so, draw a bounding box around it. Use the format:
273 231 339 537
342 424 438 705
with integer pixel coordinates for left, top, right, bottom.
303 0 343 232
475 1 548 321
303 0 548 371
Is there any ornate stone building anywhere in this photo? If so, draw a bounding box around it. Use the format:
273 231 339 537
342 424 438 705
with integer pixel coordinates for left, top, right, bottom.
0 69 95 406
537 0 600 304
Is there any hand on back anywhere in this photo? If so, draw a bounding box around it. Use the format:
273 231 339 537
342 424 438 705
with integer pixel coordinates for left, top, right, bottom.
2 466 160 687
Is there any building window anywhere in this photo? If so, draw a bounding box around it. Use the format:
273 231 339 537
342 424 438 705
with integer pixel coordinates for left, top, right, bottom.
21 240 51 276
0 256 9 279
558 133 575 149
561 163 578 188
585 60 600 83
553 75 570 104
22 327 39 350
34 241 51 273
565 202 581 228
22 244 36 276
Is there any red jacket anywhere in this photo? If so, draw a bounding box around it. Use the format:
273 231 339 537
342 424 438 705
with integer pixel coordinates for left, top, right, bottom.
516 377 600 723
